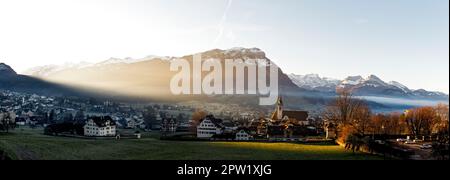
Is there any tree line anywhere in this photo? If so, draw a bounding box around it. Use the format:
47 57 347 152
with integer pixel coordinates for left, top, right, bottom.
325 91 448 139
324 90 449 159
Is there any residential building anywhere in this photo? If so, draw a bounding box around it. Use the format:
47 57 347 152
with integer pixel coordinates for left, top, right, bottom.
151 113 163 130
197 115 224 139
235 129 253 141
161 117 178 134
84 116 116 137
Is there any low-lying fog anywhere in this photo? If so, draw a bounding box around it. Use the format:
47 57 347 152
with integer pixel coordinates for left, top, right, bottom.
358 96 449 107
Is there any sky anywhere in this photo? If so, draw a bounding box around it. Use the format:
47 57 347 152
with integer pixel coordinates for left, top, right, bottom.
0 0 449 93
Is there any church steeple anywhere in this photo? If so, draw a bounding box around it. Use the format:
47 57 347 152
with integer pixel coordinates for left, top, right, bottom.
276 96 283 120
270 96 285 121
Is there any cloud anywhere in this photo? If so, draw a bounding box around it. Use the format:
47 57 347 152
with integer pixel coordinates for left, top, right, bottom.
212 0 233 46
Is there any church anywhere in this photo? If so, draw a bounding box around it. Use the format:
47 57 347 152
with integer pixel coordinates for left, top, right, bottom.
262 97 311 139
270 97 310 126
251 97 314 139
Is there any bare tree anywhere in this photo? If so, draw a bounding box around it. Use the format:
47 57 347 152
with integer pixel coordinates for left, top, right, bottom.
323 90 375 149
324 90 370 135
370 113 405 136
352 103 372 135
371 114 386 135
387 113 406 135
434 104 449 134
404 107 438 138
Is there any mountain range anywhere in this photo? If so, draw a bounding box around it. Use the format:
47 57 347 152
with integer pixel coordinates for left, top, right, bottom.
19 48 304 101
0 63 95 97
288 74 448 100
1 47 448 112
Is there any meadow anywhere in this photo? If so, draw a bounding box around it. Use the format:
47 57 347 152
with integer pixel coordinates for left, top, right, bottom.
0 127 382 160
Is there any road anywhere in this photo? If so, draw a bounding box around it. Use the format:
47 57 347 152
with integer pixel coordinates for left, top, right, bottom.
391 141 433 160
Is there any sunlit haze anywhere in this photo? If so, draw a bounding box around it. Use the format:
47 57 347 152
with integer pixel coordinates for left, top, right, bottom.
0 0 448 93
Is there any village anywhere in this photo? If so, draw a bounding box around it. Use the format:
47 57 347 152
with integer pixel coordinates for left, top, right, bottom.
1 89 449 160
0 90 321 142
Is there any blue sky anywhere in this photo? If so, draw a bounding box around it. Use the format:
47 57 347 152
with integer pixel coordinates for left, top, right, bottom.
0 0 448 93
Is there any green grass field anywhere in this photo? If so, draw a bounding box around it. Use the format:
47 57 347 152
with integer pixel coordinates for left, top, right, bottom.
0 127 382 160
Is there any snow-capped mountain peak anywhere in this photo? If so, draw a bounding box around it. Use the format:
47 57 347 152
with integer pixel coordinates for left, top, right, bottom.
96 56 151 66
342 76 364 85
389 81 411 93
288 73 340 90
96 57 127 66
142 55 174 61
222 47 266 59
366 75 383 82
226 47 263 54
362 75 388 87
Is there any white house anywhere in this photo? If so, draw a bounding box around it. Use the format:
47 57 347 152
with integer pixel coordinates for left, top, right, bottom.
235 129 253 141
84 116 117 137
197 116 223 139
161 117 178 134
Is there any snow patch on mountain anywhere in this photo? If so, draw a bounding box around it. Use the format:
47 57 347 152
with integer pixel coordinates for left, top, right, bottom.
412 89 448 97
23 61 92 77
225 47 264 55
222 47 266 59
22 55 175 76
360 75 389 88
389 81 411 93
288 74 340 89
95 56 175 66
341 76 364 86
